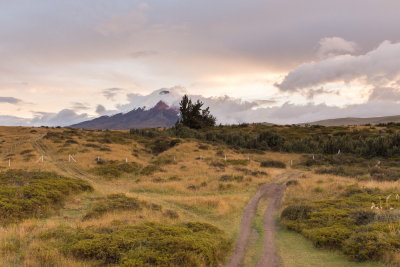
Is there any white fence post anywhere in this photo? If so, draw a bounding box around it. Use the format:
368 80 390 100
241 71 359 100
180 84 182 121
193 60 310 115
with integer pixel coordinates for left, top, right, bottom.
224 155 226 161
126 158 128 163
9 159 10 167
36 155 43 164
69 155 76 163
98 155 100 161
291 159 293 166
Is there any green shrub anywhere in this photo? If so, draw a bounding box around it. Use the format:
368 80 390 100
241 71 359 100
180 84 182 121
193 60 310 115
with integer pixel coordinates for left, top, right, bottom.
281 205 312 221
313 186 324 193
260 160 286 168
308 225 352 248
83 193 144 220
0 170 93 226
343 231 400 261
43 222 232 267
168 176 182 181
349 210 376 226
91 162 142 178
140 165 162 176
152 178 165 183
198 144 209 150
219 175 243 182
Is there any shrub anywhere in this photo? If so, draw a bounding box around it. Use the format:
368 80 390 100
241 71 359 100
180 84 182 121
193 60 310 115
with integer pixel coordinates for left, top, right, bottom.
343 232 400 261
91 162 142 178
198 144 209 150
163 209 180 219
83 193 144 220
99 147 111 151
286 180 299 186
314 186 324 193
308 225 352 248
42 222 232 267
65 139 79 144
0 170 93 226
84 143 100 148
140 165 162 176
20 149 34 155
209 161 226 168
260 160 286 168
281 205 312 221
169 138 182 147
219 175 243 182
349 210 376 226
168 176 182 181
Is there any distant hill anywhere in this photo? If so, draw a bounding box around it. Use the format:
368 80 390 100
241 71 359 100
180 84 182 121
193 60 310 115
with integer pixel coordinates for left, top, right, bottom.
300 115 400 126
260 115 400 127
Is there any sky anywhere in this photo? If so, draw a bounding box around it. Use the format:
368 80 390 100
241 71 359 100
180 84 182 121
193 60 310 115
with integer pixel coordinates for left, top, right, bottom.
1 0 400 126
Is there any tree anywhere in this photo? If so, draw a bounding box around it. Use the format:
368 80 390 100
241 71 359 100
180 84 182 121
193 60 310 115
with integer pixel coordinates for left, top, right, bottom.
177 95 216 129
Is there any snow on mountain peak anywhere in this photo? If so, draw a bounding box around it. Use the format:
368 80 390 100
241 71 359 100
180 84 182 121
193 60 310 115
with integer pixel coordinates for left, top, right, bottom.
120 88 182 114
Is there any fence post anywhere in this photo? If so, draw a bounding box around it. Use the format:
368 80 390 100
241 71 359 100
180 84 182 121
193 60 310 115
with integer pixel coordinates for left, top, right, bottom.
9 159 10 167
291 159 293 166
126 158 128 163
224 155 226 161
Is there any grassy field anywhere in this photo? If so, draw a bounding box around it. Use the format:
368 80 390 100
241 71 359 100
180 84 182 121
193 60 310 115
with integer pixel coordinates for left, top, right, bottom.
2 125 400 266
0 126 298 266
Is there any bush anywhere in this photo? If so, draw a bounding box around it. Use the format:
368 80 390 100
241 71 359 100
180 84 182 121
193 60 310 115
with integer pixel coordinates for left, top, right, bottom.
314 186 324 193
286 180 299 186
163 209 180 219
140 165 162 176
83 193 144 220
0 170 93 226
91 162 142 178
219 175 243 182
42 222 232 267
260 160 286 168
349 210 376 226
65 139 79 144
20 149 34 155
281 205 312 221
343 231 400 261
308 225 352 248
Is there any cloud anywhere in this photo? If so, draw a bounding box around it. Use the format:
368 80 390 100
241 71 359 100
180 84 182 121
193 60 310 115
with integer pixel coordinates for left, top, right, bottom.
95 104 117 116
129 50 158 59
71 102 90 111
102 88 124 101
305 88 340 100
368 87 400 102
275 41 400 93
317 37 358 59
0 96 28 105
28 109 91 127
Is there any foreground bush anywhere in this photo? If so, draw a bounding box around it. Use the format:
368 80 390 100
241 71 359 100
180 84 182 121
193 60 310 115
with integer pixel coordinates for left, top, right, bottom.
281 185 400 263
0 169 93 225
40 222 232 267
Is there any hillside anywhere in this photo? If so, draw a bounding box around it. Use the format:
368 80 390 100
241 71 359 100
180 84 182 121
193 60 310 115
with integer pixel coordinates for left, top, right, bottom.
301 115 400 126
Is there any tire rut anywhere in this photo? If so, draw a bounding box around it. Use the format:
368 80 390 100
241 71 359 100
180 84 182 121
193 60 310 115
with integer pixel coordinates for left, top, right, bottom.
226 171 299 267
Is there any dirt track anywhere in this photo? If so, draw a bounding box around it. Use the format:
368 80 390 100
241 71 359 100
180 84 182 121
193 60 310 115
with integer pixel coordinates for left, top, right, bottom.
226 172 302 267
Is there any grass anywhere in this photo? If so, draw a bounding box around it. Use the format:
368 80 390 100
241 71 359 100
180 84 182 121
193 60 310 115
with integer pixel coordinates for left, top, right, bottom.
276 228 388 267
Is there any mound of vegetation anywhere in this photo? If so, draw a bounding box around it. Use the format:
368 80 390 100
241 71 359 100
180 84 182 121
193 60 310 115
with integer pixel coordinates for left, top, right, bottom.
39 222 232 267
219 175 243 182
90 161 142 178
260 160 286 168
20 149 34 155
0 170 93 225
281 184 400 262
83 193 145 220
140 165 163 176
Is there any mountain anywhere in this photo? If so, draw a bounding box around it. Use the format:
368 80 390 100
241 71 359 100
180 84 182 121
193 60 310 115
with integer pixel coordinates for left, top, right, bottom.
71 89 182 130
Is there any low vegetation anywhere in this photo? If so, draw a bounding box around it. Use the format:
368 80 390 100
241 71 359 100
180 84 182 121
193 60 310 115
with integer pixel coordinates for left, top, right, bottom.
0 170 93 225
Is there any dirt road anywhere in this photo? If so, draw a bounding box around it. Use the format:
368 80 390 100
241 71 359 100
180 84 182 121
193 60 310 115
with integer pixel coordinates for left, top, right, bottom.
226 172 301 267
